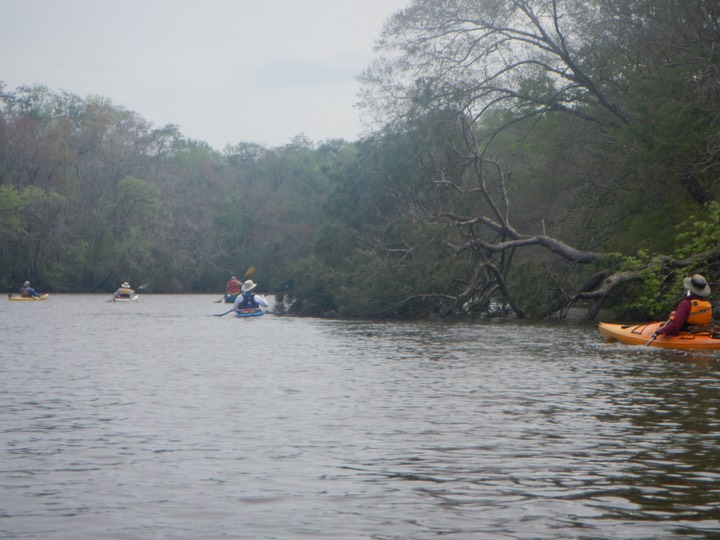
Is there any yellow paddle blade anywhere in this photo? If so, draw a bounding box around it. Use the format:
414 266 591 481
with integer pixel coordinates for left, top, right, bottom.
245 266 255 277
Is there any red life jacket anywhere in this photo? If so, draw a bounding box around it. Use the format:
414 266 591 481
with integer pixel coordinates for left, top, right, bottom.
226 279 242 294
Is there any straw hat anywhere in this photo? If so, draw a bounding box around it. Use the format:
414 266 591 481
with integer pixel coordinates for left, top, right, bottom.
241 280 257 292
683 274 711 297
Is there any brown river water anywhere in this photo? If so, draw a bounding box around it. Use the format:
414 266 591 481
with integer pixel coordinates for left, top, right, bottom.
1 294 719 539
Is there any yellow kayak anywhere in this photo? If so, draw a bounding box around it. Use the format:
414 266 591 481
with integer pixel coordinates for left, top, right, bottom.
8 293 49 301
598 321 720 350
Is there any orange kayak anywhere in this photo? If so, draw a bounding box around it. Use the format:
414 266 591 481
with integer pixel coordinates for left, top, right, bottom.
598 321 720 350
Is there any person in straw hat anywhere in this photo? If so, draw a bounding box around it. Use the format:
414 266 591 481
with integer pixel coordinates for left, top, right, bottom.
655 274 713 337
232 279 268 312
112 281 135 301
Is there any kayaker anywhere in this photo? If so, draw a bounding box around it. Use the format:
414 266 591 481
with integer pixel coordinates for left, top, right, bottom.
20 281 41 298
232 280 269 311
655 274 713 337
112 281 135 301
226 276 242 296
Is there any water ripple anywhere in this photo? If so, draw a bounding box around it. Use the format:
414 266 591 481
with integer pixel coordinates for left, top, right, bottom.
1 297 720 538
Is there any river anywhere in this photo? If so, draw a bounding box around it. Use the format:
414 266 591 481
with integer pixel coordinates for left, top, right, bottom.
1 294 719 539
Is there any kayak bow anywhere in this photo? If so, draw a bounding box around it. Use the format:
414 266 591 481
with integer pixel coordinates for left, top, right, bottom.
112 294 140 302
235 308 264 318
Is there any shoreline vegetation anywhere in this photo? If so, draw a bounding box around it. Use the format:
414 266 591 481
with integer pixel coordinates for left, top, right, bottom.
3 2 720 320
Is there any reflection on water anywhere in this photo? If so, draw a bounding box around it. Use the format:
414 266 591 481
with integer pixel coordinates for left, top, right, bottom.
1 295 720 539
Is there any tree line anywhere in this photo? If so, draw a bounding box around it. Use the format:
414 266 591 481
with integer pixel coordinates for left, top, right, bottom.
2 0 720 320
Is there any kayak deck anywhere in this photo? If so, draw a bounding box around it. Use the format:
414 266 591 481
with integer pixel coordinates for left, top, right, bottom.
235 308 264 318
598 321 720 350
112 294 140 302
8 293 49 301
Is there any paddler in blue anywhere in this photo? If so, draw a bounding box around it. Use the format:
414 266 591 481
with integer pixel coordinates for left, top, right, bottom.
232 280 268 312
20 280 41 298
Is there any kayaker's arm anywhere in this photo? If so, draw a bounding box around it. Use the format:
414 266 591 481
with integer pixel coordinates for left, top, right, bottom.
645 317 672 345
658 301 690 336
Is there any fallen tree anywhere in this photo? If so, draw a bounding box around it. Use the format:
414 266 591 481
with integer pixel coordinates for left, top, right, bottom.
377 129 720 320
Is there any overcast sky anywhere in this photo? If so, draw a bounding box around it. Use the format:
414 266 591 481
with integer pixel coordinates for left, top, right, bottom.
1 0 408 149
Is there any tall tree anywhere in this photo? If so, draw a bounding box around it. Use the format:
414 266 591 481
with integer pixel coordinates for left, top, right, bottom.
345 0 720 318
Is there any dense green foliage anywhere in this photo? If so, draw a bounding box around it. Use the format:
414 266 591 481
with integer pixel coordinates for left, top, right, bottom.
0 87 340 294
3 1 720 320
617 202 720 320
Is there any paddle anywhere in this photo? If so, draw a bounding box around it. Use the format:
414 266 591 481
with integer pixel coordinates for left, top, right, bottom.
271 279 295 294
251 279 295 300
645 318 670 346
